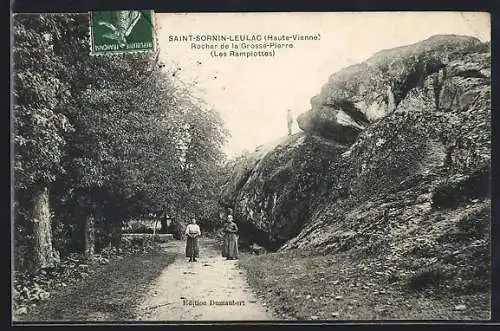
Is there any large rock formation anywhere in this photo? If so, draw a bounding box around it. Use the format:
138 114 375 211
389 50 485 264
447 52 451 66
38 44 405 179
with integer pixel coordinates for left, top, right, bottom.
286 36 490 293
222 34 490 292
297 35 485 144
221 133 347 249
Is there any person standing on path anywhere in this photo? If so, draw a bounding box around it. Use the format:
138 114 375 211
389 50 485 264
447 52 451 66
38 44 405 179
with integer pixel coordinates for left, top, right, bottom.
223 215 239 260
185 219 201 262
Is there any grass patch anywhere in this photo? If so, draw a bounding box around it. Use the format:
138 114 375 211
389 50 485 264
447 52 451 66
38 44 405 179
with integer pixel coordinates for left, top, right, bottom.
21 248 176 321
238 250 490 320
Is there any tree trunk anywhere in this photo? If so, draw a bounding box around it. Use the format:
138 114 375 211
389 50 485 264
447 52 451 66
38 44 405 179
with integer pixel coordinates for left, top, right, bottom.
160 217 168 234
110 223 122 248
102 218 111 248
32 186 56 270
84 214 95 260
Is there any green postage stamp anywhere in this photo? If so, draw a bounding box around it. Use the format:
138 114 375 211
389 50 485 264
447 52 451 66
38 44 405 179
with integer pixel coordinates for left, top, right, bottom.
90 10 156 55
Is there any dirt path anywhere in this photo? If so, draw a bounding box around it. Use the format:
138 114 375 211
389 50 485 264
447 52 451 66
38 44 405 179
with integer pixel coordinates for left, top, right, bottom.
136 238 275 321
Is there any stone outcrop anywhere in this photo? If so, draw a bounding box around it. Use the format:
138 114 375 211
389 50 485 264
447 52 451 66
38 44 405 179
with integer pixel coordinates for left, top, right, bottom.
297 35 485 144
222 35 490 292
221 133 347 249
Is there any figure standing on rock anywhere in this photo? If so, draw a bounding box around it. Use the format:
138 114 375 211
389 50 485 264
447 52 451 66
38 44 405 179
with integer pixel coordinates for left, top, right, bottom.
222 214 239 260
185 219 201 262
287 109 293 136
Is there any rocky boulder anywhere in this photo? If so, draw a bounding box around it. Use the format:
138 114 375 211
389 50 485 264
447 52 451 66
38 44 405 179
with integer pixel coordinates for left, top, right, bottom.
282 37 490 294
297 35 485 144
221 133 348 249
222 35 490 295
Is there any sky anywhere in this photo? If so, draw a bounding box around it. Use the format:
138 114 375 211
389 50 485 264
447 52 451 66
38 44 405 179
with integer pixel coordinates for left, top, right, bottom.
156 12 490 158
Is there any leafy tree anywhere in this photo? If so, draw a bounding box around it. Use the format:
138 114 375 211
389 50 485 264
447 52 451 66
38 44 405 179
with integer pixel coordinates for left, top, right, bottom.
13 14 80 270
13 13 230 268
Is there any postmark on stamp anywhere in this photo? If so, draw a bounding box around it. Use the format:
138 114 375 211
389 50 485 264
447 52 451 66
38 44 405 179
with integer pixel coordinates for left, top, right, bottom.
90 10 156 55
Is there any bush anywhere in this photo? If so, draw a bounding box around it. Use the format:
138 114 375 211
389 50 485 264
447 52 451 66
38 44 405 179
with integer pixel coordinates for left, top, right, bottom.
456 206 489 239
168 220 184 240
123 222 154 234
408 265 447 290
52 219 72 258
14 243 31 271
432 169 490 209
121 236 158 251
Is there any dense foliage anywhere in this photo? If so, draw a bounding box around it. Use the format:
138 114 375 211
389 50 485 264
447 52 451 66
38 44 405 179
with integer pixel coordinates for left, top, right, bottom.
13 13 228 269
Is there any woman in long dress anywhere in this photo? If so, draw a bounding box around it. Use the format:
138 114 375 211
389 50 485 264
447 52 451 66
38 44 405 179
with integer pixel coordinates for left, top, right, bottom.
185 219 201 262
223 215 239 260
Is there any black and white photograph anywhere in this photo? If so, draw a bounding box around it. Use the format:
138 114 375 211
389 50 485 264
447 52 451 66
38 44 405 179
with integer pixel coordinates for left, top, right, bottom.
11 10 491 322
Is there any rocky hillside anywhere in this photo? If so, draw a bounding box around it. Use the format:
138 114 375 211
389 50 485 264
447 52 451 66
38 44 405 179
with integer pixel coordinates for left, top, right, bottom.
222 34 490 293
221 133 348 250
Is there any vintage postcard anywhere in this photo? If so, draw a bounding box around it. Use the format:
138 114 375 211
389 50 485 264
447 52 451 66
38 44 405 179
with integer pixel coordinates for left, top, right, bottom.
12 11 491 323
